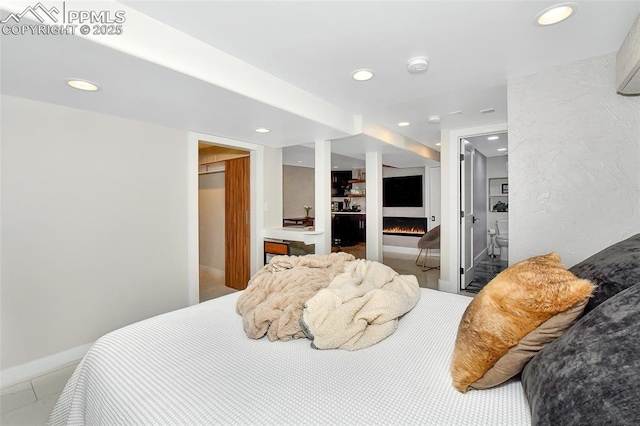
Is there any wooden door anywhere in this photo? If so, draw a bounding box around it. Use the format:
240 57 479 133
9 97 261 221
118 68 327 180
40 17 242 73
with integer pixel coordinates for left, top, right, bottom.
225 156 250 290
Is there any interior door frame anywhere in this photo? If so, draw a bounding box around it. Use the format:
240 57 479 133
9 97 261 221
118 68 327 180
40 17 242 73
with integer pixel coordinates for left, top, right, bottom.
439 123 507 294
187 131 264 306
460 139 475 290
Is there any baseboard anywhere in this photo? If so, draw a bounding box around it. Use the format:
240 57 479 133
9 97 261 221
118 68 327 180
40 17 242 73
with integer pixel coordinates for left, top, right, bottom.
383 245 433 256
473 248 488 267
438 278 457 294
0 342 93 389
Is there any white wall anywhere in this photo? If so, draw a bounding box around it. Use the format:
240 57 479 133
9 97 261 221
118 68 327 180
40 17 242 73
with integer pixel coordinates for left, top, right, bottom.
428 167 441 227
508 53 640 267
365 152 383 261
283 165 315 219
198 172 225 273
1 96 189 381
262 147 283 230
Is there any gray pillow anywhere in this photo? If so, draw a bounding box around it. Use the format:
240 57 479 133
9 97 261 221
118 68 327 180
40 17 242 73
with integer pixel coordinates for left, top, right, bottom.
521 283 640 426
569 234 640 315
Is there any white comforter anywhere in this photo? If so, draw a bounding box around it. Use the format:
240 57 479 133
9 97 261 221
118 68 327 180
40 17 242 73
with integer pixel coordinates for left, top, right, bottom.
302 259 421 350
48 289 531 426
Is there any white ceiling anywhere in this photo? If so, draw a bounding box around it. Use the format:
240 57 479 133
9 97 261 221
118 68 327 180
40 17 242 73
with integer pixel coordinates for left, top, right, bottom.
465 132 508 157
2 1 639 168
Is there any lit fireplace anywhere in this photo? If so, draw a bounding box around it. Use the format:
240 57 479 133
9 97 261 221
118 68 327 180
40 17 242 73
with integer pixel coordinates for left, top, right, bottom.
383 217 428 237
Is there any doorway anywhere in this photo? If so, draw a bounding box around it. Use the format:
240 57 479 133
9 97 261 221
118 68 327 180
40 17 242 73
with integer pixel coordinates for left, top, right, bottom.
458 132 509 294
438 123 507 295
197 143 250 302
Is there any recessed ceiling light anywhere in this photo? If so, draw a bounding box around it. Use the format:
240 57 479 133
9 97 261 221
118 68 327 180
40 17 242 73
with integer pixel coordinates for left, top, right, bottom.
66 79 99 91
448 110 462 115
427 115 441 124
352 69 374 81
480 108 495 114
487 136 500 141
398 121 410 127
333 165 339 169
497 148 507 152
254 127 270 133
535 3 577 26
297 160 302 163
435 143 442 146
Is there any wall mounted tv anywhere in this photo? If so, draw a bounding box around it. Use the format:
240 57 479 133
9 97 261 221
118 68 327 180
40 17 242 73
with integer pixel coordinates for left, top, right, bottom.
383 175 423 207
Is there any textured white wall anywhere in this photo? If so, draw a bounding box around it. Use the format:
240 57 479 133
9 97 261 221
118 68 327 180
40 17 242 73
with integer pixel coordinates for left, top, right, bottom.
1 96 189 372
508 53 640 267
198 172 225 272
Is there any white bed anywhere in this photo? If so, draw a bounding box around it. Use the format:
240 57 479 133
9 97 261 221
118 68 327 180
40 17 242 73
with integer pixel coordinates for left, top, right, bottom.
48 288 531 425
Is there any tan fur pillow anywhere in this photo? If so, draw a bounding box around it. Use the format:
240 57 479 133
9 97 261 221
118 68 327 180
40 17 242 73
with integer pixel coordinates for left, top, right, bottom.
451 253 595 393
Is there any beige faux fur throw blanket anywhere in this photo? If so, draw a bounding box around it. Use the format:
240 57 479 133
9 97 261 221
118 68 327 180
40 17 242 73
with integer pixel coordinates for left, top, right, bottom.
300 259 420 351
236 252 355 342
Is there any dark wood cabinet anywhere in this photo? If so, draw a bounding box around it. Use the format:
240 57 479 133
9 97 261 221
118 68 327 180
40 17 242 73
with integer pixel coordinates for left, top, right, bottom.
331 171 352 197
332 214 365 247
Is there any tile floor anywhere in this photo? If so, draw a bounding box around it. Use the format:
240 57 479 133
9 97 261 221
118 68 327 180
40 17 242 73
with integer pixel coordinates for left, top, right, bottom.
201 247 442 303
383 250 440 290
199 268 238 302
463 256 508 295
1 362 78 426
331 243 442 290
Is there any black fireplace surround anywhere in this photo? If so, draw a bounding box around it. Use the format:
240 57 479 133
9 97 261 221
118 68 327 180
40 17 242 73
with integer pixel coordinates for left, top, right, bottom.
383 217 428 237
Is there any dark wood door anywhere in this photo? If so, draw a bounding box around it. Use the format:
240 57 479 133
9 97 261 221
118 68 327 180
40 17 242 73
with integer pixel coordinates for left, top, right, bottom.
225 156 250 290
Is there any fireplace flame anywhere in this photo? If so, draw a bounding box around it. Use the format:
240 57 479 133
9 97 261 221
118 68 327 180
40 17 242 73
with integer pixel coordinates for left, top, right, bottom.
382 217 428 236
383 226 425 235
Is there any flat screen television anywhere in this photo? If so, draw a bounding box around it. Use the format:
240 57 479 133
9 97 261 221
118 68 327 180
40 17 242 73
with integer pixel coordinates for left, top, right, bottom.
383 175 423 207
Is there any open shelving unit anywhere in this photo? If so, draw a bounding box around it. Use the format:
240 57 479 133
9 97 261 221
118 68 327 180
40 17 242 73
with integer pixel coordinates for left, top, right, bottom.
488 177 508 212
347 179 366 197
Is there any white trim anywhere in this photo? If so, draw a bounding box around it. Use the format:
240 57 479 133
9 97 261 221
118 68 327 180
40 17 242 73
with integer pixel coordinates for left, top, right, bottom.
441 123 507 294
0 342 92 389
439 129 458 294
313 140 332 254
382 245 423 255
438 278 452 291
187 135 200 306
474 247 489 267
250 148 266 276
187 131 263 307
365 151 383 261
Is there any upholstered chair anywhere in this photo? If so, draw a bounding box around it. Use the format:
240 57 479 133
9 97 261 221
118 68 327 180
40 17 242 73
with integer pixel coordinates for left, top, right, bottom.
415 225 441 271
